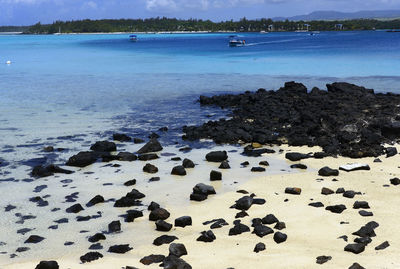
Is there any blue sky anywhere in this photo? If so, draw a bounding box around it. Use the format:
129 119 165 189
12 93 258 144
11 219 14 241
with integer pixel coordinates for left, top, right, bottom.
1 0 400 26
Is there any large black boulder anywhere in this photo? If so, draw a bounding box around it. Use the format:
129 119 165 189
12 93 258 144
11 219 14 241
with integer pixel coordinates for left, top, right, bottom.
31 164 73 178
137 138 163 154
90 141 116 152
113 133 131 142
35 261 59 269
66 151 99 167
205 151 228 162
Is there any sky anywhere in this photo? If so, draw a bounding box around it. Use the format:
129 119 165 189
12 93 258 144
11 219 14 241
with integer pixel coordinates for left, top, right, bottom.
1 0 400 26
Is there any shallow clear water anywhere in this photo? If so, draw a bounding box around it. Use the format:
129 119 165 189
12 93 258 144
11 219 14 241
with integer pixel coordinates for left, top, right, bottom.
0 31 400 166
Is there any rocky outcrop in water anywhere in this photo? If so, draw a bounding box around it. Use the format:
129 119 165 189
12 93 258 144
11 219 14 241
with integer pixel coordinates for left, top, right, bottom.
183 82 400 158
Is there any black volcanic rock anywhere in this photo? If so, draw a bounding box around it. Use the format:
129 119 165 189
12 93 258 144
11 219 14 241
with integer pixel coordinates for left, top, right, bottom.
31 164 73 178
390 177 400 185
140 254 165 265
210 170 222 181
90 141 116 152
137 138 163 154
169 243 187 257
171 165 186 176
353 201 370 209
149 208 170 221
219 161 230 169
375 241 390 250
80 252 103 263
175 216 192 228
108 220 121 233
113 133 131 142
285 152 310 161
143 163 158 173
108 244 132 254
88 233 106 243
344 243 365 254
285 187 301 195
156 220 173 231
273 232 287 243
138 153 159 161
116 152 137 161
326 204 346 214
349 263 365 269
86 195 104 207
25 235 45 244
161 255 192 269
124 210 144 222
182 158 195 168
229 220 250 236
35 261 59 269
234 196 253 211
66 203 84 213
183 82 400 158
153 235 178 246
262 214 279 225
66 151 99 167
252 225 273 238
318 167 339 176
316 256 332 265
197 230 216 242
254 242 266 253
205 151 228 162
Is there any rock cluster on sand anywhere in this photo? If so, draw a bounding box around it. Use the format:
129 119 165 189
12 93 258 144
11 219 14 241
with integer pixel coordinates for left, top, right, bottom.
183 82 400 158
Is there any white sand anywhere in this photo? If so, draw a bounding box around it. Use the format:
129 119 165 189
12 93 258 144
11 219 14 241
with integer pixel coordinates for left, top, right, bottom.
2 144 400 268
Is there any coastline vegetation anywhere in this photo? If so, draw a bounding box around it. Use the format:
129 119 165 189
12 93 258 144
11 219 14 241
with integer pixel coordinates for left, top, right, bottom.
13 17 400 34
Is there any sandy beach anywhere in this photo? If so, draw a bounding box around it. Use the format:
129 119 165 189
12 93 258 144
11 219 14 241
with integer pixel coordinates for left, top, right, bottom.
2 141 399 269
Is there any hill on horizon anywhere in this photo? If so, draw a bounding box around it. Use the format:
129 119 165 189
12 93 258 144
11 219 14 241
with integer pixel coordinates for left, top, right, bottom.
273 10 400 21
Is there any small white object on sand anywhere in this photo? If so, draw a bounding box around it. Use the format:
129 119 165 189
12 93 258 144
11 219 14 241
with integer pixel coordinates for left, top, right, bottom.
339 163 370 172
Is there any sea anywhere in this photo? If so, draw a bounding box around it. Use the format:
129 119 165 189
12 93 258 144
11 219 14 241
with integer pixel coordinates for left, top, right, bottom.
0 30 400 266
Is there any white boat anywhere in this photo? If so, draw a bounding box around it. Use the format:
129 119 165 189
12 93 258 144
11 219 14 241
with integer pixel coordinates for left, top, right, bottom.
129 34 138 42
229 36 246 47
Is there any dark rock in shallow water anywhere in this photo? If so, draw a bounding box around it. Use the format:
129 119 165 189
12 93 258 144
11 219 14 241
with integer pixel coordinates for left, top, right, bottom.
348 263 365 269
133 138 145 144
219 161 230 169
175 216 192 228
274 222 286 230
171 165 186 176
89 243 103 250
149 208 170 221
251 166 266 172
325 204 346 214
205 151 228 162
113 133 131 142
88 233 106 243
203 218 228 229
143 163 158 173
162 255 192 269
197 230 216 242
80 252 103 263
344 243 365 254
31 164 73 178
336 187 345 194
285 153 310 161
138 153 159 161
182 158 195 168
285 187 301 195
124 179 136 186
108 244 132 254
140 254 165 265
273 232 287 244
210 170 222 181
169 243 187 257
66 203 84 213
254 242 266 253
354 237 372 246
137 138 163 154
235 211 248 218
114 197 142 207
318 167 339 176
252 198 266 205
375 241 390 250
290 164 307 169
153 235 178 246
343 190 356 199
35 261 59 269
66 151 99 167
90 141 116 152
156 220 173 231
25 235 44 244
116 152 137 161
352 222 377 237
16 247 29 252
259 161 269 167
86 195 104 207
309 202 324 208
193 183 216 195
316 256 332 264
108 220 121 233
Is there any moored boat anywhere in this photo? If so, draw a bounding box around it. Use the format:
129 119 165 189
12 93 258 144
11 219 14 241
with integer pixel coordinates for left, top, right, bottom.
129 34 138 41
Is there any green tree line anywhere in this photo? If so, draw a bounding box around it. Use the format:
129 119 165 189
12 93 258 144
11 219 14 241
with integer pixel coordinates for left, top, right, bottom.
24 17 400 34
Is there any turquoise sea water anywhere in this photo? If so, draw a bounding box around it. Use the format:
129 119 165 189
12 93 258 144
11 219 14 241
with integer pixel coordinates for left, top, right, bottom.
1 31 400 167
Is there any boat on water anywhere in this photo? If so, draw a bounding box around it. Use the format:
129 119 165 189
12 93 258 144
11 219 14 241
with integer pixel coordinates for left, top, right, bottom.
129 34 138 41
229 36 246 47
309 31 320 36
